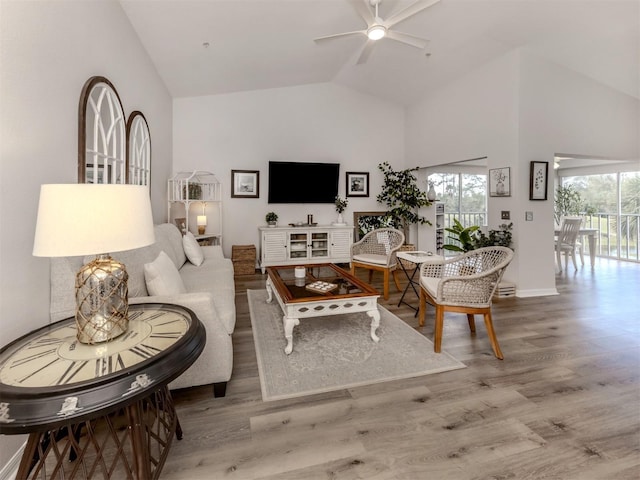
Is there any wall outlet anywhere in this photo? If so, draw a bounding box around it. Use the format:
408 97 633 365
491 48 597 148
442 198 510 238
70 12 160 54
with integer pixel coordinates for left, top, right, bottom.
501 211 510 220
525 211 533 221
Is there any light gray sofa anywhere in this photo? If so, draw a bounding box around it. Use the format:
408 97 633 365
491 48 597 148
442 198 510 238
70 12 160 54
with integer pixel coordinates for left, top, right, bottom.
50 223 236 397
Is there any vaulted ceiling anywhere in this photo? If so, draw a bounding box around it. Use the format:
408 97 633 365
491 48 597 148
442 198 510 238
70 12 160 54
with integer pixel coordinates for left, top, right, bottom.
120 0 639 105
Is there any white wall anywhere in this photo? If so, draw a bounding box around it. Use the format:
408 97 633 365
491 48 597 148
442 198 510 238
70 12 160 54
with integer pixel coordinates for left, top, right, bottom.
406 51 522 285
173 82 406 256
406 48 639 296
517 52 639 294
0 0 172 468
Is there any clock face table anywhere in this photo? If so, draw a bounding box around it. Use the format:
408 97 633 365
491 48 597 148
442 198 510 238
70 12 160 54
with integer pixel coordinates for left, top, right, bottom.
0 303 205 479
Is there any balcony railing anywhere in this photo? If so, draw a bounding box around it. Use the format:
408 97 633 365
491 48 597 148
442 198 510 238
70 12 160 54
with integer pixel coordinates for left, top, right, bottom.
443 212 639 262
582 213 639 262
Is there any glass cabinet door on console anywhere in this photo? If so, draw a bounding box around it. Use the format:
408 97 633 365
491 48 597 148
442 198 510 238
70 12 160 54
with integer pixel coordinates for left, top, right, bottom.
288 232 309 260
311 233 329 258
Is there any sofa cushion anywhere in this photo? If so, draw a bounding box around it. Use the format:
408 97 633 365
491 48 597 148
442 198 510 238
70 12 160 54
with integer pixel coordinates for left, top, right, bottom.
144 251 187 296
183 232 204 266
180 256 236 334
153 223 187 269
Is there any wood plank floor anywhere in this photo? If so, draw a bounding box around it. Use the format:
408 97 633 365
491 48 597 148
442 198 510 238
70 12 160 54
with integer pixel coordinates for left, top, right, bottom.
165 259 640 479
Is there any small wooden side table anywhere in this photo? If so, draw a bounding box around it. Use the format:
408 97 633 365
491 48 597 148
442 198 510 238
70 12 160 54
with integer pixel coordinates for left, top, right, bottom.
396 251 444 316
0 303 205 480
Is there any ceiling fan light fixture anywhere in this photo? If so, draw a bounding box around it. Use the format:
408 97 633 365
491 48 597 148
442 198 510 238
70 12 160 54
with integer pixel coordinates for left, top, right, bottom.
367 24 386 40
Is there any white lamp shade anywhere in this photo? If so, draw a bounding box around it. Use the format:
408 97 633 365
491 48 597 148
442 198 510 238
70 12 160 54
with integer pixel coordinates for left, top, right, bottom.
197 215 207 226
33 184 155 257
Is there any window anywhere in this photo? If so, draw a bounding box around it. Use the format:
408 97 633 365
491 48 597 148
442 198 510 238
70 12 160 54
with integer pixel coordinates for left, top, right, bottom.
428 173 487 228
561 172 639 261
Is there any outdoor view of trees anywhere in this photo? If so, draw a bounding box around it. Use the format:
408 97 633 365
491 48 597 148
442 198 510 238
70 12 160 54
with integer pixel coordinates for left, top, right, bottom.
427 173 487 227
562 171 640 261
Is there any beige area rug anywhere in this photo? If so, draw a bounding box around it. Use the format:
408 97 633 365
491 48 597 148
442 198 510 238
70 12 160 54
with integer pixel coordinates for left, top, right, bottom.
247 289 466 402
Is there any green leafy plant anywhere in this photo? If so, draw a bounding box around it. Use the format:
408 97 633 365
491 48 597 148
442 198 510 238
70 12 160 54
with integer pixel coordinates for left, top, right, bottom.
445 219 514 252
265 212 278 223
443 218 480 252
554 185 595 224
334 196 348 213
474 222 513 249
376 161 432 242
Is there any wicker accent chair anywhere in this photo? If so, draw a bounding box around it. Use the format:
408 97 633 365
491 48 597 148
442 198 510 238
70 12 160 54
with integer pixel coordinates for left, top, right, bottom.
350 228 405 300
555 216 582 273
418 246 514 359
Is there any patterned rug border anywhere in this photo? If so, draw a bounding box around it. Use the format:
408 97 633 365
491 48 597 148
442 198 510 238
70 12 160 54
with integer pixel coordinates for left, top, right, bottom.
248 289 466 402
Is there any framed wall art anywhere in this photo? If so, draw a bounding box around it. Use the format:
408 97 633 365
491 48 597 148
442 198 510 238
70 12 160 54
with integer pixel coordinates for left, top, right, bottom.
529 161 548 200
346 172 369 197
489 167 511 197
231 170 259 198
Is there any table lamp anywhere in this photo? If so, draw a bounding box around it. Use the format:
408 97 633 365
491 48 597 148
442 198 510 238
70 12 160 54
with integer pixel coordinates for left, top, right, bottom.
196 215 207 235
33 184 155 344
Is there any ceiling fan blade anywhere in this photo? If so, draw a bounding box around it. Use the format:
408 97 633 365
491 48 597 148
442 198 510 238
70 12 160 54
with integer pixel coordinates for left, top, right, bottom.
314 30 366 43
386 30 429 49
385 0 441 28
348 0 375 26
356 40 376 64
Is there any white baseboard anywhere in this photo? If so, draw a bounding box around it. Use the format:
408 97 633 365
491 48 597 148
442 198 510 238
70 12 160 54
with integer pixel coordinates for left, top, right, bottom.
0 442 25 480
516 288 559 298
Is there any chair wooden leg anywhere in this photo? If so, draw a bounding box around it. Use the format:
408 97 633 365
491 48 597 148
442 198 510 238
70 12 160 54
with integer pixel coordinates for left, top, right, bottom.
483 311 503 360
382 269 390 300
467 314 476 333
392 269 402 292
433 306 444 353
418 288 426 327
350 264 356 276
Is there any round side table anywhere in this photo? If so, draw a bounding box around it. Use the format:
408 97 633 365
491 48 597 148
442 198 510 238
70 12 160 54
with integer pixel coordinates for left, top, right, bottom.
0 303 205 480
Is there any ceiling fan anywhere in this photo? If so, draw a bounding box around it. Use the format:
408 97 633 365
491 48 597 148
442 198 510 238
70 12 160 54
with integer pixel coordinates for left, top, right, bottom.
314 0 440 65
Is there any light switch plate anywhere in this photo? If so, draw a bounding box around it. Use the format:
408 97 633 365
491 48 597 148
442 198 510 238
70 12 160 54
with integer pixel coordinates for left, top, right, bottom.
525 211 533 221
501 211 510 220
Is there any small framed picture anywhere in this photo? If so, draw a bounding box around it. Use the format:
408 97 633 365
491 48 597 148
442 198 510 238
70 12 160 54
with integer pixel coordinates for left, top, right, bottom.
529 161 548 200
231 170 259 198
346 172 369 197
489 167 511 197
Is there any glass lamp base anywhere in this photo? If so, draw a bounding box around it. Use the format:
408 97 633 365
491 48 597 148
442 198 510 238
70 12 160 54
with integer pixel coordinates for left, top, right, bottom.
75 254 129 344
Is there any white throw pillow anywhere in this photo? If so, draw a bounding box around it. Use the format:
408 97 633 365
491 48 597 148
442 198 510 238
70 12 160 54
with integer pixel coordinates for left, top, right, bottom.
144 251 187 296
182 231 204 266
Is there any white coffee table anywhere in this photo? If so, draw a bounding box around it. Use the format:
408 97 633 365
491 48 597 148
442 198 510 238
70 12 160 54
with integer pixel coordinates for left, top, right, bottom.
265 264 381 355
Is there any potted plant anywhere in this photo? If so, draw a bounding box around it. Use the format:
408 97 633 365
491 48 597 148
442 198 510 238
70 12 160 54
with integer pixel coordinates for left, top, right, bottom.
443 218 480 252
554 185 595 225
265 212 278 227
334 196 348 225
444 219 513 252
376 161 432 243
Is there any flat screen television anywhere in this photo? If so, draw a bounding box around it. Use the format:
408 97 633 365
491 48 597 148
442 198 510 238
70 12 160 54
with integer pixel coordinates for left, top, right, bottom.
268 161 340 204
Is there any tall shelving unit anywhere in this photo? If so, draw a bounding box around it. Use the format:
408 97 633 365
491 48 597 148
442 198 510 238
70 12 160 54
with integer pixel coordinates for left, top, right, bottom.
168 171 222 245
417 202 445 256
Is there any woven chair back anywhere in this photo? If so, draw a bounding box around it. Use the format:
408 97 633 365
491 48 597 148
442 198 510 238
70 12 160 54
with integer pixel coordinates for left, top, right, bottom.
357 228 405 258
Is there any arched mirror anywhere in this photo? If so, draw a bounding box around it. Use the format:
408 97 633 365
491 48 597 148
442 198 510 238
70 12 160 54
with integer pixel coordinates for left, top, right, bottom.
78 76 126 184
126 111 151 186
